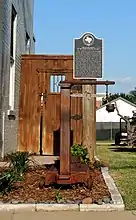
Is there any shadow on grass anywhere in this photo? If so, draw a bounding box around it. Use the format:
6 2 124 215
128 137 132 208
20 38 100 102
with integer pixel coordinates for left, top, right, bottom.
109 147 136 153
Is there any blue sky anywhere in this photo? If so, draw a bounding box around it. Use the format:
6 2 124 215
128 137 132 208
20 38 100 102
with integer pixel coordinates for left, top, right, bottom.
34 0 136 93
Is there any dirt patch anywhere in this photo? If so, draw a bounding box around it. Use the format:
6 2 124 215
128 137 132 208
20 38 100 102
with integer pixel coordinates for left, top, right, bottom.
0 167 110 203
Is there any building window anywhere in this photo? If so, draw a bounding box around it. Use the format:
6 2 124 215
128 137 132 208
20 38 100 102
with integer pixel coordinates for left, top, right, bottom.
10 5 17 59
9 5 17 110
50 75 66 92
26 32 31 54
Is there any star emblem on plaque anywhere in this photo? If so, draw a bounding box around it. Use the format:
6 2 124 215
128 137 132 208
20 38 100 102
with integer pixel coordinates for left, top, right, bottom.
83 34 94 46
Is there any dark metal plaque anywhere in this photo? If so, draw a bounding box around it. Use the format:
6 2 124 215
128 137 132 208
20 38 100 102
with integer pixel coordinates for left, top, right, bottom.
73 33 103 79
71 114 82 120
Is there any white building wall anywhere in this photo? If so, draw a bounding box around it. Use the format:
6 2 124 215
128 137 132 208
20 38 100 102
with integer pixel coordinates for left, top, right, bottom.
0 0 35 155
96 99 136 122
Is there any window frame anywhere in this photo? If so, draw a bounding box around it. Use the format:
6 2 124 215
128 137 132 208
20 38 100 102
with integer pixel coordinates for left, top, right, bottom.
49 74 66 93
25 32 31 54
9 4 17 111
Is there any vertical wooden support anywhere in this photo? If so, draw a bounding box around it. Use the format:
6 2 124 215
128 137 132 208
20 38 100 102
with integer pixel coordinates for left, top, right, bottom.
92 84 96 157
82 84 96 163
60 82 71 176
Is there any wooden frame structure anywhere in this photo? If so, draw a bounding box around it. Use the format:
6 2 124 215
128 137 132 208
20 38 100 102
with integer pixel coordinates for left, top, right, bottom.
45 80 115 186
19 55 115 187
19 55 82 154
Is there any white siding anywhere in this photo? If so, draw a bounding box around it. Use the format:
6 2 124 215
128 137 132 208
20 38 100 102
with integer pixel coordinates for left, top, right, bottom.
0 0 35 155
96 99 136 122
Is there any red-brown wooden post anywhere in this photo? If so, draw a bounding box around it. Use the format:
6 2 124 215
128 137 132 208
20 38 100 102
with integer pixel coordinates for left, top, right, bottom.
60 82 71 176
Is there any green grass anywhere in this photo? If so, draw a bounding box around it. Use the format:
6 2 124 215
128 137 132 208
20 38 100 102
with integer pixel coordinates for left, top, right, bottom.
97 143 136 210
96 140 113 144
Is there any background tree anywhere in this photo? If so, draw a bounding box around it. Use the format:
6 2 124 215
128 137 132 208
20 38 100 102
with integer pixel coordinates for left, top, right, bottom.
129 87 136 104
102 87 136 105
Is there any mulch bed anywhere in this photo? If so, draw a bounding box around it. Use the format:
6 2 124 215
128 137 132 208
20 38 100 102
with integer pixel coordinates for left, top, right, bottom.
0 167 111 204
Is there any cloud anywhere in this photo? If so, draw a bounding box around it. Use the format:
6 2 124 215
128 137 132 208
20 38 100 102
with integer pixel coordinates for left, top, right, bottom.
117 77 131 83
107 77 133 83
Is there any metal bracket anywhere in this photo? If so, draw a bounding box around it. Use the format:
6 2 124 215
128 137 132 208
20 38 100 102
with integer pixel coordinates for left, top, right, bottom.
39 90 47 104
71 114 82 120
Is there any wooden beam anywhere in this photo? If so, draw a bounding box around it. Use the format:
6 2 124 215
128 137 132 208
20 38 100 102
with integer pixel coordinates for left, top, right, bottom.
82 84 96 163
60 80 115 86
60 83 71 176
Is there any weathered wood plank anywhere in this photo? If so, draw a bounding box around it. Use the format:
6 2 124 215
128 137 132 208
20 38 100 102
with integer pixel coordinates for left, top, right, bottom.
18 55 82 155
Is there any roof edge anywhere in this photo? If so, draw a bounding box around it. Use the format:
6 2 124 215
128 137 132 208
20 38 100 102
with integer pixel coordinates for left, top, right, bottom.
97 96 136 111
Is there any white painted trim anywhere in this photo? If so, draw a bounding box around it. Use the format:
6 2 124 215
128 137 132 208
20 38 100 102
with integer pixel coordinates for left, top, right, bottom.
9 64 15 110
9 13 17 110
1 112 5 158
13 15 17 60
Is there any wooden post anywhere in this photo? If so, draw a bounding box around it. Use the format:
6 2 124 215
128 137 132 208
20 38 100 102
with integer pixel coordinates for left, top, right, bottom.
82 84 96 163
92 84 96 157
60 83 71 176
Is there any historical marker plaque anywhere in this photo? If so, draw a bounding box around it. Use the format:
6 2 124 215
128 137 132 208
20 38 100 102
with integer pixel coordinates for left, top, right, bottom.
73 33 103 79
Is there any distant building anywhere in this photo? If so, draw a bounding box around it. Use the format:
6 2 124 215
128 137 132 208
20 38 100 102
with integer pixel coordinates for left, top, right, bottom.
96 93 106 109
96 97 136 140
0 0 35 157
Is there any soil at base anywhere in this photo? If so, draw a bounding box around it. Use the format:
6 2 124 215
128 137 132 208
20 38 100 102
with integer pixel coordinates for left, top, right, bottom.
0 167 110 203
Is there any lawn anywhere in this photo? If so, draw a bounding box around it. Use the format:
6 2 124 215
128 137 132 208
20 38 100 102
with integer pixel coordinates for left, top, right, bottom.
96 142 136 210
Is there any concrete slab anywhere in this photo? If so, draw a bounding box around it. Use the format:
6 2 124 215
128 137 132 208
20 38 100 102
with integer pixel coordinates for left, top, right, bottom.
35 204 79 212
12 211 136 220
30 155 59 165
0 162 10 167
0 156 59 168
80 204 124 211
0 212 13 220
101 167 124 207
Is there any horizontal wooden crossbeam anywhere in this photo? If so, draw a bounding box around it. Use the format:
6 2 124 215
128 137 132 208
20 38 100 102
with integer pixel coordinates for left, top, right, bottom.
59 80 115 86
70 93 105 98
